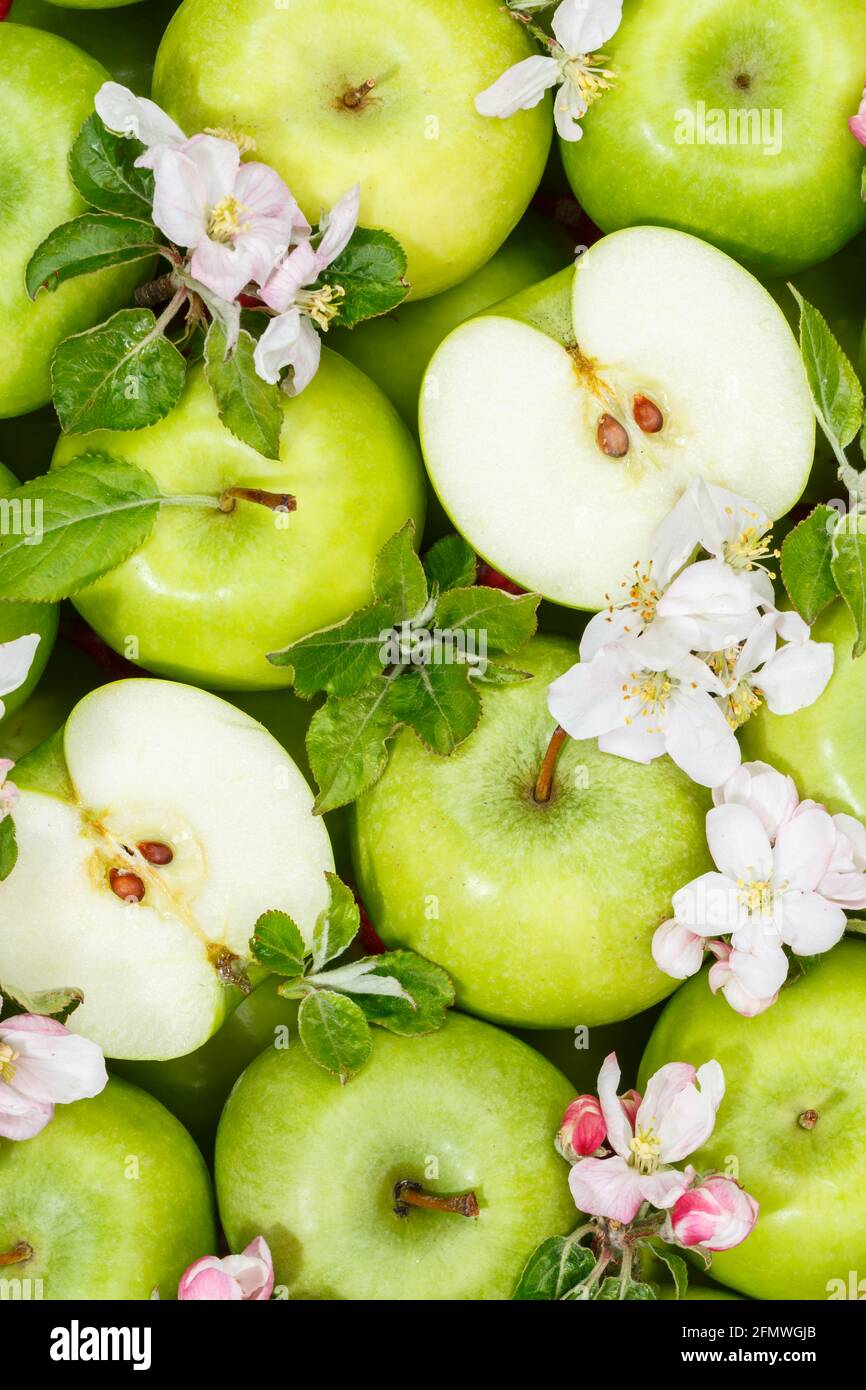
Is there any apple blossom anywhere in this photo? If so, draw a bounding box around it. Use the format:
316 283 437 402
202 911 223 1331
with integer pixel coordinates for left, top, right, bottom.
557 1094 607 1159
849 84 866 146
94 81 187 161
0 1002 108 1140
707 939 779 1017
0 632 40 721
712 759 799 840
475 0 622 142
818 813 866 910
178 1237 274 1301
711 608 833 729
665 1175 758 1252
651 478 776 604
651 919 706 980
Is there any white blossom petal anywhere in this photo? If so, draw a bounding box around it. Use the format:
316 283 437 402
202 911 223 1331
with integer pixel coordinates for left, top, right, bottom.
713 760 799 840
756 639 834 715
94 81 185 148
547 645 633 740
652 919 706 978
596 1052 633 1160
552 0 623 54
568 1154 645 1222
778 891 846 955
475 54 560 119
706 803 772 883
553 78 588 141
773 805 836 891
0 633 40 704
663 686 741 788
315 184 361 267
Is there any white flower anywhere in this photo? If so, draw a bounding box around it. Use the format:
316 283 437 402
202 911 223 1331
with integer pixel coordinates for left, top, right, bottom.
0 1001 108 1140
712 609 834 729
254 186 360 395
94 81 186 159
475 0 622 142
818 813 866 910
651 477 776 605
712 760 799 841
0 633 40 722
706 940 779 1017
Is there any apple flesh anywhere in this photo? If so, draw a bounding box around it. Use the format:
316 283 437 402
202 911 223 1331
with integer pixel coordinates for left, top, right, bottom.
0 463 58 726
640 938 866 1301
152 0 551 300
216 1011 576 1300
52 353 425 690
350 635 712 1029
0 678 333 1059
561 0 866 277
0 1076 216 1300
420 226 813 609
0 25 147 417
10 0 179 93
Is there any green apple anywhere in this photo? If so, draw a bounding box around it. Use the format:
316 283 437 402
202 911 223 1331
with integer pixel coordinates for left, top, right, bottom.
350 635 712 1029
561 0 866 277
0 677 333 1059
330 212 574 432
114 977 297 1162
0 636 101 762
51 352 425 689
216 1011 575 1300
640 938 866 1301
741 600 866 818
420 226 813 609
0 463 58 725
0 25 147 417
10 0 179 93
0 1076 216 1300
152 0 551 300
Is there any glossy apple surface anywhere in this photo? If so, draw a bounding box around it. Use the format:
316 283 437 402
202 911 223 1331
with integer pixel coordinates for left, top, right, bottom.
216 1011 576 1300
0 1076 216 1300
51 353 425 689
0 463 58 724
561 0 866 277
640 939 866 1301
10 0 178 92
0 26 146 417
351 635 712 1029
152 0 551 299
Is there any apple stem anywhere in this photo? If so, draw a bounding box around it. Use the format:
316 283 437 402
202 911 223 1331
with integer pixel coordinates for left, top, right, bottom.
533 725 568 804
340 77 377 110
798 1109 819 1130
0 1242 32 1268
393 1180 480 1219
217 487 297 514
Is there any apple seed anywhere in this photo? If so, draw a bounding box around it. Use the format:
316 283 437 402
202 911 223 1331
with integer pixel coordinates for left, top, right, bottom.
632 394 664 434
596 413 630 457
137 841 174 866
109 869 145 903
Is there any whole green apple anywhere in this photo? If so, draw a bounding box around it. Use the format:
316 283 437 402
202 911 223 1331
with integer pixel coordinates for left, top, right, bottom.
0 25 147 417
350 635 712 1029
0 636 100 761
51 352 425 689
0 1076 216 1299
740 600 866 818
640 939 866 1301
10 0 179 92
0 462 58 726
216 1011 576 1300
152 0 551 299
561 0 866 277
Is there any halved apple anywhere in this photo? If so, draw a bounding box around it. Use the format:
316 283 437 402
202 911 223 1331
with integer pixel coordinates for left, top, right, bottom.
420 226 814 609
0 679 333 1060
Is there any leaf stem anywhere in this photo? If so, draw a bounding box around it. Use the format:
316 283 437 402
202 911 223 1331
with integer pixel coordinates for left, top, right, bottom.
533 725 567 803
159 488 297 515
393 1180 480 1219
0 1242 32 1268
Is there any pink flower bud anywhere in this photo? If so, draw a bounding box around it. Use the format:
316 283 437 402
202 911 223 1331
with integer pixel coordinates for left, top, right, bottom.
850 86 866 147
667 1176 758 1252
652 919 705 979
178 1237 274 1300
557 1094 607 1159
619 1088 641 1129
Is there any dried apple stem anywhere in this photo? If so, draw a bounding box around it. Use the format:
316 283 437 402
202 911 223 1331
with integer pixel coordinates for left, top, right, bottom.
0 1242 32 1268
217 487 297 514
534 725 568 804
393 1181 480 1219
340 78 377 110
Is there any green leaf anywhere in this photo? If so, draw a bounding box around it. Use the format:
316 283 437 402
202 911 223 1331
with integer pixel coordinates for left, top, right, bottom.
423 533 477 592
354 949 454 1036
26 214 158 298
780 505 840 623
204 323 284 460
0 817 17 882
644 1241 689 1300
323 227 409 328
306 679 399 814
513 1237 596 1301
387 663 481 756
0 981 83 1023
831 513 866 657
249 909 308 978
310 872 360 971
268 604 394 697
435 585 540 654
52 308 187 434
0 454 161 602
790 286 864 453
69 113 155 219
596 1276 657 1300
298 989 372 1083
473 663 532 687
372 522 427 619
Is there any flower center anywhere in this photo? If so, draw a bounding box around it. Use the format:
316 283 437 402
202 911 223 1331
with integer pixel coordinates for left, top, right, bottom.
622 669 672 731
296 283 345 330
629 1126 661 1175
736 877 776 917
207 195 250 244
203 126 257 155
704 646 764 729
721 514 778 576
561 52 616 105
0 1041 19 1084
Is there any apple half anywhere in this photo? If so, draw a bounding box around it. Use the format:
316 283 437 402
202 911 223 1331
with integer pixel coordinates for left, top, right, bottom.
0 679 333 1060
420 226 814 609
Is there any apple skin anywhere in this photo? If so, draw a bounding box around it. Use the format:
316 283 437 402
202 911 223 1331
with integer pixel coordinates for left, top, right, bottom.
0 26 148 418
0 463 58 725
740 600 866 819
51 352 425 690
350 635 713 1029
0 1076 217 1300
215 1011 576 1300
561 0 866 277
639 939 866 1301
152 0 551 300
9 0 179 92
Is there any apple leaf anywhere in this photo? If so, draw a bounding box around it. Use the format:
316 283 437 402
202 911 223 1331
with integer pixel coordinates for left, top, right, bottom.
69 114 155 219
830 513 866 657
306 678 399 814
472 663 532 686
372 521 427 619
26 214 159 299
269 603 395 698
780 505 840 623
353 950 454 1036
249 909 307 979
387 662 482 756
790 287 864 455
595 1276 656 1300
513 1237 597 1301
641 1240 688 1300
298 988 372 1084
435 585 540 653
0 454 161 603
203 323 284 460
423 533 477 592
0 981 84 1023
52 308 187 434
0 816 17 882
310 872 360 971
322 227 410 328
